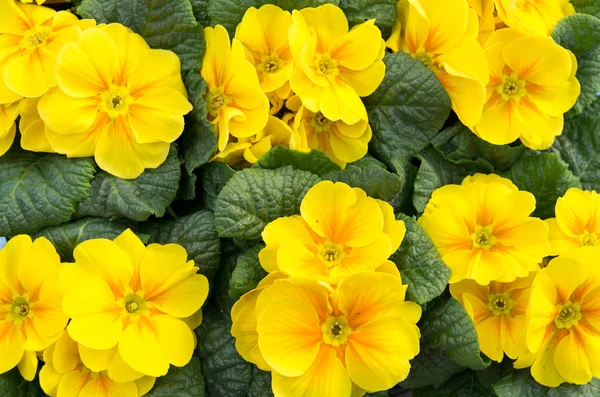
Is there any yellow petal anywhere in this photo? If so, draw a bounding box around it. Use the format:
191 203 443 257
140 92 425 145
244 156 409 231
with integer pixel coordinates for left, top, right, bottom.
0 122 15 156
333 234 392 280
0 321 24 375
499 314 527 360
17 350 37 381
333 20 381 71
257 297 322 377
52 331 79 374
99 23 150 87
201 25 231 88
416 0 469 52
4 47 56 98
127 49 187 97
581 286 600 331
37 87 100 135
532 334 567 387
33 279 69 339
376 199 406 253
437 71 485 128
554 327 592 384
276 238 327 279
475 99 523 145
107 349 146 383
19 98 54 153
39 362 63 396
57 371 90 396
45 113 108 158
556 187 593 237
231 303 270 371
80 371 138 397
135 377 156 397
514 98 562 150
329 123 371 164
437 38 489 85
78 344 116 372
527 78 580 118
118 317 169 377
16 236 60 300
527 270 558 353
546 218 581 256
474 315 503 362
301 4 348 51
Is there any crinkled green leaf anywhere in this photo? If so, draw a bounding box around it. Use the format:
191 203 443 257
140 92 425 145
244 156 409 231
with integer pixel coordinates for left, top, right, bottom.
388 162 419 216
572 0 600 19
502 151 581 219
365 52 451 174
0 369 46 397
413 370 496 397
214 167 320 240
431 123 525 172
146 357 205 397
229 243 267 300
247 366 274 397
493 370 600 397
76 145 181 222
142 210 221 281
254 146 341 177
201 162 236 211
551 99 600 190
0 150 95 236
77 0 204 71
214 239 242 313
390 214 450 305
207 0 339 37
36 217 141 261
552 13 600 116
412 146 490 213
190 0 211 26
401 295 490 389
339 0 397 38
323 156 402 201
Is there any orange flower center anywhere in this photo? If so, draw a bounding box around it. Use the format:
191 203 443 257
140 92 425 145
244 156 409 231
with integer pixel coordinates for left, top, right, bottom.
554 302 581 329
318 242 345 269
472 226 496 250
581 231 599 247
322 316 351 346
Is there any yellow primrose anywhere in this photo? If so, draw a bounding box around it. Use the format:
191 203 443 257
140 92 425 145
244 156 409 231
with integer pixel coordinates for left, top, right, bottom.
61 229 209 377
494 0 575 35
467 0 495 45
288 4 385 125
202 24 269 153
40 331 155 397
387 0 489 128
38 24 192 180
287 95 371 168
0 235 68 381
419 174 550 285
475 29 580 150
546 188 600 256
19 97 54 153
254 272 420 396
0 100 21 156
451 274 534 362
517 248 600 387
0 0 94 99
235 5 293 96
258 181 406 283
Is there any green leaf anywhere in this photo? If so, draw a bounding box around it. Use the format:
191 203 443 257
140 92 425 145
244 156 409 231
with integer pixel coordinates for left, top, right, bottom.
229 243 267 300
0 369 46 397
207 0 339 37
401 295 490 389
493 370 600 397
572 0 600 19
413 370 496 397
214 166 320 240
412 146 490 213
501 151 581 219
201 162 236 211
551 13 600 116
431 123 525 172
190 0 211 26
364 51 451 174
247 366 274 397
254 146 341 177
36 217 140 261
143 210 221 281
323 156 402 201
551 99 600 190
146 357 206 397
390 214 450 305
339 0 397 38
0 150 95 236
213 239 242 313
76 145 181 222
77 0 204 71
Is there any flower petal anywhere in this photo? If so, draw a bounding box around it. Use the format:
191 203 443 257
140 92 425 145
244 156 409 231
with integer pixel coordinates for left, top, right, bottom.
128 49 186 97
0 321 24 375
554 328 592 385
4 47 56 98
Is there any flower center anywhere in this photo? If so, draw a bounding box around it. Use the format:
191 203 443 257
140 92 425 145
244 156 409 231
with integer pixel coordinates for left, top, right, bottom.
554 302 582 329
122 293 147 316
581 231 599 247
472 226 496 250
316 54 338 76
100 86 131 119
311 112 332 133
500 75 526 101
487 292 513 316
205 87 229 118
260 55 283 74
23 26 51 48
322 316 351 346
10 297 31 320
318 242 345 269
414 50 435 69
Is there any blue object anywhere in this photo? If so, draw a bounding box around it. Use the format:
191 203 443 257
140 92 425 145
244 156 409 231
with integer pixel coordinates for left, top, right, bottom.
0 237 5 250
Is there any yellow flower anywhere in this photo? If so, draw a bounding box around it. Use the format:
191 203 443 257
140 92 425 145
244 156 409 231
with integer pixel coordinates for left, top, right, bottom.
19 97 54 153
258 273 420 395
0 100 21 156
0 1 94 99
419 174 550 285
545 188 600 256
40 331 155 397
287 95 371 168
494 0 575 35
0 235 68 381
258 181 406 283
387 0 489 128
202 24 269 152
288 4 385 125
61 229 209 377
475 29 580 150
38 24 192 179
235 5 294 95
467 0 495 45
450 273 534 362
518 248 600 387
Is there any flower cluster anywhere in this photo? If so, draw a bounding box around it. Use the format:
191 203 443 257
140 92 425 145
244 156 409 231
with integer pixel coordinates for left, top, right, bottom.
421 176 600 387
0 229 209 397
0 0 192 179
387 0 580 150
231 181 421 396
201 4 385 168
